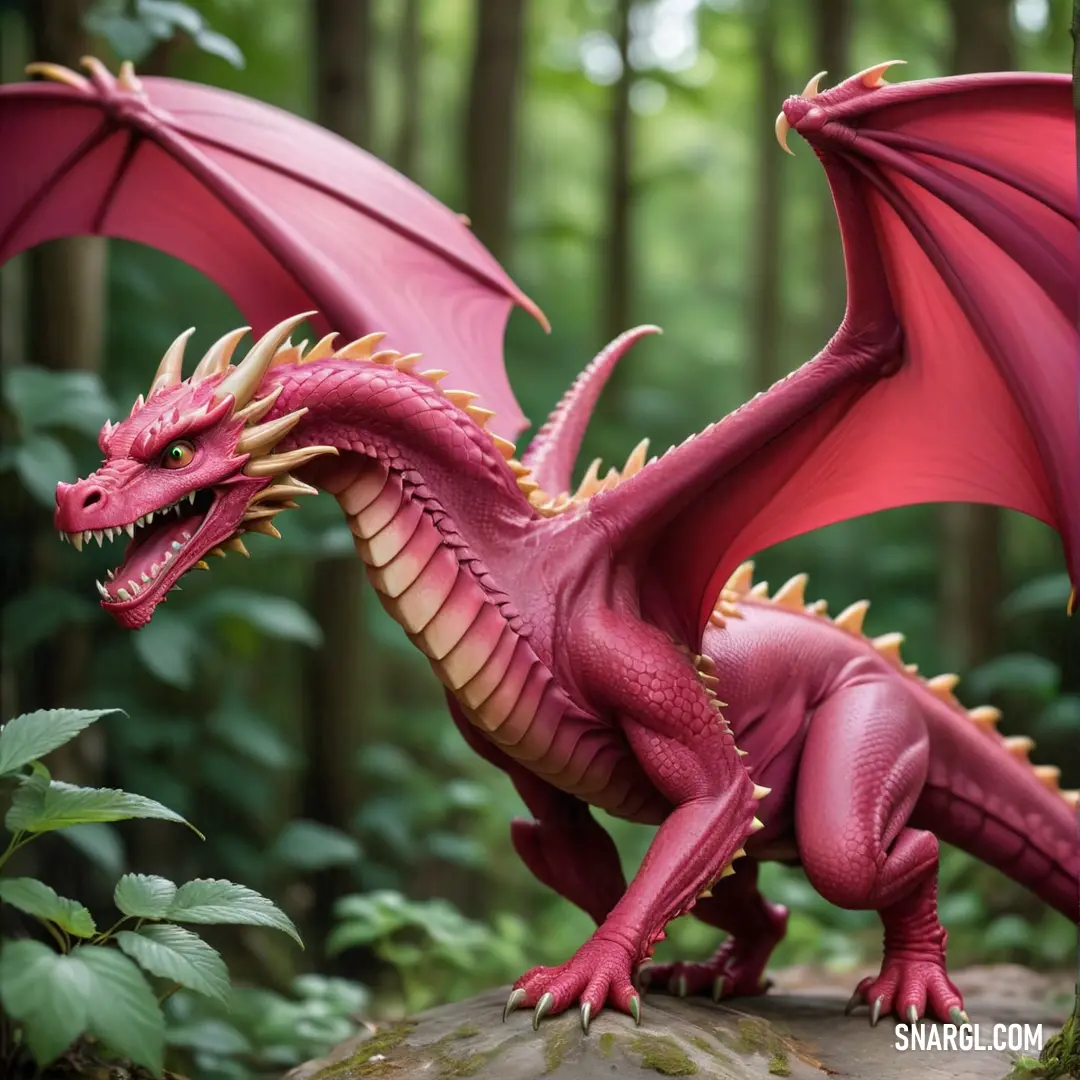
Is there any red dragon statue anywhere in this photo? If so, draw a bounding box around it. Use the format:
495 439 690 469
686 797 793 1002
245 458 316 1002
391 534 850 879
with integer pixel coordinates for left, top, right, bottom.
1 56 1077 1032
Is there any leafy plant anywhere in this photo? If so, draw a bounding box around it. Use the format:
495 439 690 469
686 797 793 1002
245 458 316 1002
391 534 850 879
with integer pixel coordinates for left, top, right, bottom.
0 707 301 1077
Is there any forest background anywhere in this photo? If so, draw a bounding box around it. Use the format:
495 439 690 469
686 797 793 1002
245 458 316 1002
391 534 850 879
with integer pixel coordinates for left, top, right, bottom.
0 0 1077 1075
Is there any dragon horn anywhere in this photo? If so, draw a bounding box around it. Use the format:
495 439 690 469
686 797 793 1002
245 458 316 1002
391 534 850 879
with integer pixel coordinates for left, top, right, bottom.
149 327 195 394
193 326 250 382
214 312 316 409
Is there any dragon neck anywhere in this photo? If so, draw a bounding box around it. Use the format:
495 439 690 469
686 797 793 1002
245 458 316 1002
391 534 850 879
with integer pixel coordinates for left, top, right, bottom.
262 357 539 561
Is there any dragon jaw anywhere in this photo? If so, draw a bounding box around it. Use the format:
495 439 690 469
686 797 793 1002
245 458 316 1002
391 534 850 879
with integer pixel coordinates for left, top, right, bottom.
53 314 336 629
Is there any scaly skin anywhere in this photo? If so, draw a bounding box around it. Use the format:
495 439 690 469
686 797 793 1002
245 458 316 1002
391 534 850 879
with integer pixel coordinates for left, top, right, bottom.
54 319 1079 1034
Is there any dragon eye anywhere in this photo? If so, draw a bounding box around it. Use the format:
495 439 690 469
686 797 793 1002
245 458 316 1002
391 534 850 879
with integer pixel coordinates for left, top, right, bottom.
162 440 195 469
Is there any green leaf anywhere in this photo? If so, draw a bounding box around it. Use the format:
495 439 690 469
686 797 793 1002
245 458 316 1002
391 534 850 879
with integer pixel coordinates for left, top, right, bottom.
166 879 302 945
14 434 77 506
271 820 362 871
115 874 177 919
5 779 202 837
116 924 230 1004
0 708 120 777
206 701 299 770
63 823 126 878
2 366 117 438
74 944 166 1075
132 609 201 689
194 589 323 648
0 878 96 938
193 27 246 68
1 588 97 659
137 0 204 35
1001 573 1073 619
966 653 1061 700
82 12 156 61
0 939 89 1065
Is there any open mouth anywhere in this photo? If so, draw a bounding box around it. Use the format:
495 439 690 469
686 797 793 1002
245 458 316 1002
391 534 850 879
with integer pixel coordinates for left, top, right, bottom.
60 489 216 605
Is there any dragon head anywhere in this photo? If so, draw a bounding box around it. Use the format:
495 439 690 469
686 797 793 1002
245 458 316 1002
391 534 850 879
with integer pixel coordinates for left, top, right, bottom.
54 312 337 629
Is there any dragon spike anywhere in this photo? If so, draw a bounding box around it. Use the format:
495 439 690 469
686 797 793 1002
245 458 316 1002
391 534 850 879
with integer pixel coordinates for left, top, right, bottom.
117 60 143 93
216 312 315 409
968 706 1001 731
719 864 737 878
243 444 338 477
445 390 479 409
1003 736 1034 759
1062 790 1079 809
303 333 339 364
236 408 308 456
622 439 650 479
749 817 765 833
394 353 422 372
834 599 869 635
491 435 516 459
872 632 905 665
856 59 906 88
336 332 386 360
225 536 250 557
419 368 449 384
772 574 807 611
926 673 960 700
574 459 604 500
718 600 742 620
245 518 282 539
26 61 91 90
725 562 754 597
904 663 919 675
371 349 401 365
467 406 497 429
752 785 771 800
269 338 308 368
193 327 249 382
808 599 829 615
1033 765 1061 790
149 326 196 394
233 384 285 426
749 581 770 599
801 70 827 98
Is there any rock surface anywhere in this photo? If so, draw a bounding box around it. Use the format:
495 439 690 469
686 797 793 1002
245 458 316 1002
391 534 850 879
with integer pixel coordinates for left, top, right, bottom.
286 965 1073 1080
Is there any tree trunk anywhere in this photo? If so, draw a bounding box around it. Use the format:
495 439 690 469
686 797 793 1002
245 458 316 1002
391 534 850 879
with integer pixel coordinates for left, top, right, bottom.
463 0 527 263
393 0 423 180
305 1 379 974
937 0 1013 671
749 0 784 391
314 0 373 148
811 0 851 339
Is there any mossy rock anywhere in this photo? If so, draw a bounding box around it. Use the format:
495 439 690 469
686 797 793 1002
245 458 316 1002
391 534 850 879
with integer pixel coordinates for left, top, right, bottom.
287 970 1072 1080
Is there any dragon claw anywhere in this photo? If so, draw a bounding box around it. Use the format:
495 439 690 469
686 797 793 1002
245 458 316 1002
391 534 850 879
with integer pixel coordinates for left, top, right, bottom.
503 988 525 1022
949 1007 970 1027
844 990 864 1015
712 975 728 1002
629 994 642 1025
580 1002 592 1035
669 974 688 998
533 992 554 1030
870 996 884 1027
906 1005 919 1025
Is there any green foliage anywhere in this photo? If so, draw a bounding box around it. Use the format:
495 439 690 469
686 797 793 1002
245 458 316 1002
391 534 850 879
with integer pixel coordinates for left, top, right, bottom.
0 707 302 1075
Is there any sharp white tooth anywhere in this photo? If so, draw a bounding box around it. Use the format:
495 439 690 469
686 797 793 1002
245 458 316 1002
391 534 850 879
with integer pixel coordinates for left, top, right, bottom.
163 550 173 563
93 530 104 546
135 516 144 528
83 531 93 544
71 533 83 552
171 585 183 593
146 511 155 525
141 573 150 583
106 569 115 580
125 523 135 538
117 588 130 601
188 493 196 505
59 532 67 544
150 564 159 578
128 580 140 595
95 580 110 600
171 541 183 551
182 531 191 540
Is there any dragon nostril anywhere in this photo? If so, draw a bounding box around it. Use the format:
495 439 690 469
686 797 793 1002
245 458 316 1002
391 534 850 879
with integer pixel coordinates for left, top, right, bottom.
81 488 104 509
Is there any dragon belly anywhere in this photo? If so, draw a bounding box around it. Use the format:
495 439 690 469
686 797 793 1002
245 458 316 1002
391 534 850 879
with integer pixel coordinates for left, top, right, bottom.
338 464 652 818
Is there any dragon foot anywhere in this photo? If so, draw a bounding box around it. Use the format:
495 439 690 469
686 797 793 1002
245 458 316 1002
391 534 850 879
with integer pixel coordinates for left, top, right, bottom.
503 933 640 1032
638 936 777 1001
845 958 966 1026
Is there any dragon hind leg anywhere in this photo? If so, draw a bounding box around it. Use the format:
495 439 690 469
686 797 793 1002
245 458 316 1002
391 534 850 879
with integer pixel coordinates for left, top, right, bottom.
795 676 964 1025
638 857 788 1001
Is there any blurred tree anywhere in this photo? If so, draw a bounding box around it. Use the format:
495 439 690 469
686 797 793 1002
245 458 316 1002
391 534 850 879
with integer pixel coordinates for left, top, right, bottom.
304 0 380 971
314 0 373 148
936 0 1012 671
464 0 527 263
750 0 784 389
811 0 851 338
393 0 423 180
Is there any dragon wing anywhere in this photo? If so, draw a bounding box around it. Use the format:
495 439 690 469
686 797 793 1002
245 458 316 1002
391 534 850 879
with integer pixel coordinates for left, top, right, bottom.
578 67 1078 645
0 59 546 441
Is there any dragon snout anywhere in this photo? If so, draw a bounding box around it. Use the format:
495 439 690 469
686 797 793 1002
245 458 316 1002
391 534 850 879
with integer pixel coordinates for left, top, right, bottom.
54 477 110 530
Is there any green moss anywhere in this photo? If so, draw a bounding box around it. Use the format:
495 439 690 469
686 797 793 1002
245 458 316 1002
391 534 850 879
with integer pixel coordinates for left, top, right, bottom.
767 1050 791 1077
543 1021 577 1074
629 1034 698 1076
436 1050 489 1078
597 1032 617 1059
451 1024 481 1040
1036 1011 1080 1080
734 1018 771 1054
313 1021 417 1080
